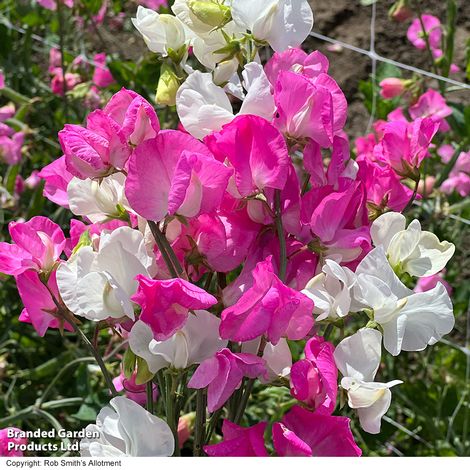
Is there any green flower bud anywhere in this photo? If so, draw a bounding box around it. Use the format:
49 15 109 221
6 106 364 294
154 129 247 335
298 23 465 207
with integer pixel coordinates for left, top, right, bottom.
188 1 232 29
156 63 180 107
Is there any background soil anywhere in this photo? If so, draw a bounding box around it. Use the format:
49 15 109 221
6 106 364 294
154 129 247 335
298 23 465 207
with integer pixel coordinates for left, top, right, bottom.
307 0 470 138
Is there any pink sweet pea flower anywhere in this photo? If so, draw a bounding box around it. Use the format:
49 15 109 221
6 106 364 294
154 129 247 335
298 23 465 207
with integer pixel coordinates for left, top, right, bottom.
379 78 406 99
50 68 81 96
48 47 62 71
0 131 24 165
205 115 290 198
0 216 66 276
440 150 470 197
126 130 232 222
138 0 168 9
290 336 337 414
103 88 160 146
265 49 330 84
273 405 362 457
38 155 73 208
0 428 28 457
374 118 439 178
25 170 41 190
113 371 158 406
220 256 314 345
415 271 452 295
204 421 268 457
36 0 73 10
188 348 266 412
409 89 452 132
92 53 115 88
131 274 218 340
356 158 414 212
0 71 4 89
0 103 15 122
17 270 73 337
407 15 442 50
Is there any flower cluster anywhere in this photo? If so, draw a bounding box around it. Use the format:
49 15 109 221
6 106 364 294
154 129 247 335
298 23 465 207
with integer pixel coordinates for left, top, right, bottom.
0 0 458 458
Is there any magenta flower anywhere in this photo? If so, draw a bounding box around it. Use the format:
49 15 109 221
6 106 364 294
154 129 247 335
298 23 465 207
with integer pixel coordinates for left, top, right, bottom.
220 256 314 345
415 271 452 296
17 270 73 337
290 336 337 413
0 71 4 89
407 15 442 50
131 274 218 340
126 130 232 221
206 115 290 198
188 348 266 412
92 53 115 88
409 89 452 131
374 118 439 177
204 421 268 457
273 405 361 457
37 155 73 208
0 216 66 276
113 371 158 406
0 428 28 457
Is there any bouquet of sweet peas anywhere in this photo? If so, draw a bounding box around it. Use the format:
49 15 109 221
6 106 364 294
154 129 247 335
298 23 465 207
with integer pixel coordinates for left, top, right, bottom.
0 0 457 457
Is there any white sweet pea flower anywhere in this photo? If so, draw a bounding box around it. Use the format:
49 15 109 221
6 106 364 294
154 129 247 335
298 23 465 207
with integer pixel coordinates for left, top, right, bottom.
80 396 174 457
231 0 314 52
371 212 455 277
352 246 454 356
176 62 275 139
172 0 233 36
57 227 155 321
334 329 402 434
128 310 227 373
302 259 356 321
132 6 189 56
67 173 130 224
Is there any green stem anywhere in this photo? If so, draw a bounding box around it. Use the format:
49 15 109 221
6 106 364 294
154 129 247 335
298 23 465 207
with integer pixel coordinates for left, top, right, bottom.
193 389 207 456
402 176 420 213
166 374 181 456
205 408 224 443
147 220 179 278
57 0 69 120
274 190 287 282
147 382 154 414
436 144 464 187
413 1 439 77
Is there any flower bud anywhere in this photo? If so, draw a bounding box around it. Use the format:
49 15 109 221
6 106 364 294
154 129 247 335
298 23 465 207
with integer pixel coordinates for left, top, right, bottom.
379 77 406 99
156 63 180 106
389 0 413 23
188 0 231 28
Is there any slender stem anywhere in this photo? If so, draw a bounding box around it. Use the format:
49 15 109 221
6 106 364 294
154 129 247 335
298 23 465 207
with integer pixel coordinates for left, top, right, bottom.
205 408 224 443
402 176 420 213
413 1 439 76
146 382 154 414
166 374 181 456
436 143 464 187
57 0 69 120
274 190 287 282
147 220 179 278
193 389 207 456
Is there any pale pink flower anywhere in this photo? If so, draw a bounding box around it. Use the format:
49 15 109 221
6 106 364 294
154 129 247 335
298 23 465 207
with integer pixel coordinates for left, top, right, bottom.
36 0 73 11
440 151 470 197
188 348 266 412
407 15 442 50
0 131 24 165
409 89 452 130
379 78 406 99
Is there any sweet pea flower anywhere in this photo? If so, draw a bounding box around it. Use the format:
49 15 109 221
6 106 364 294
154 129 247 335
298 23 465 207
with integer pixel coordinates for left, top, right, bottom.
25 170 41 190
16 270 73 337
113 371 158 406
125 130 232 221
302 260 356 321
334 328 402 434
128 310 227 372
132 275 217 340
273 405 361 456
38 156 74 208
290 336 337 413
56 226 155 321
36 0 73 11
140 0 168 9
0 216 66 276
415 271 452 295
204 421 268 457
371 212 455 277
220 256 314 345
132 6 189 57
205 114 290 197
176 63 275 139
0 103 15 122
0 428 28 457
407 14 442 50
188 348 266 412
80 397 174 457
50 68 81 96
374 118 439 178
0 131 24 165
352 246 454 356
67 173 131 223
92 53 115 88
409 89 452 131
0 71 4 89
379 78 406 99
231 0 314 52
440 150 470 197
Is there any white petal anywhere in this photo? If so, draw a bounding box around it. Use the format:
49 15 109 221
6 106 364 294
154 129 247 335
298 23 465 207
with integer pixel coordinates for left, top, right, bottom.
387 219 422 269
261 338 292 383
371 212 406 251
357 389 391 434
334 328 382 382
